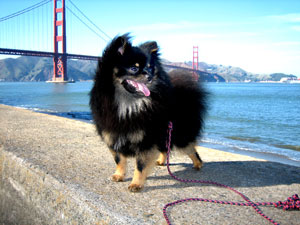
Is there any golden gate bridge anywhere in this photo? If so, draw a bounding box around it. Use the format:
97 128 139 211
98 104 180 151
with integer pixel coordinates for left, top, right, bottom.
0 0 106 82
0 0 204 82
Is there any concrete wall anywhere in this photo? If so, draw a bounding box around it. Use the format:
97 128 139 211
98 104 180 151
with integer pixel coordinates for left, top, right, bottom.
1 105 299 225
0 147 111 225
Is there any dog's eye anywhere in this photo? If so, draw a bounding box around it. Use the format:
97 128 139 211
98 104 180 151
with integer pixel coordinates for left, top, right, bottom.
129 66 139 73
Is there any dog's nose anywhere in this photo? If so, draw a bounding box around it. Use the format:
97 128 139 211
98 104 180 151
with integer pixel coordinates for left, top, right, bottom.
143 67 154 75
142 69 149 75
142 68 154 82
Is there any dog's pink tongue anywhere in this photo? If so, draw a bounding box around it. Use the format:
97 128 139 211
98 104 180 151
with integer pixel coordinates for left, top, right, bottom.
127 80 150 96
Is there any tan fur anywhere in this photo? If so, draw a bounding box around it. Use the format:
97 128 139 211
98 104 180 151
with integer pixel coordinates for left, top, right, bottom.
177 143 203 170
109 150 127 182
102 131 114 146
128 149 159 192
188 153 203 170
156 152 167 166
174 142 196 155
109 141 202 192
156 142 203 170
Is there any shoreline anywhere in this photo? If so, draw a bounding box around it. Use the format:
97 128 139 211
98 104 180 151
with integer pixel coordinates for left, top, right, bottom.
4 104 300 168
202 144 300 167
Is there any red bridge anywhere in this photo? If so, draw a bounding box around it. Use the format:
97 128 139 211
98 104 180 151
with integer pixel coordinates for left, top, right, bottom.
0 0 203 82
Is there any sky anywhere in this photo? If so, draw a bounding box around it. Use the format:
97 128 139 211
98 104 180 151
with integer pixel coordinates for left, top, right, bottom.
0 0 300 76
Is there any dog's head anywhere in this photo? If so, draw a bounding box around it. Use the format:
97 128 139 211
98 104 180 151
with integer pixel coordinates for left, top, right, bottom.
105 34 161 98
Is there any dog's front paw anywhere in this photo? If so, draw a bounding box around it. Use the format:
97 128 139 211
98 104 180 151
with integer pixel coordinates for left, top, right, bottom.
111 174 125 182
128 183 144 192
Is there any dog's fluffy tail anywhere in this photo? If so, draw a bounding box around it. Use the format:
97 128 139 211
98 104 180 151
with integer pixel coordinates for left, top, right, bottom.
168 70 208 147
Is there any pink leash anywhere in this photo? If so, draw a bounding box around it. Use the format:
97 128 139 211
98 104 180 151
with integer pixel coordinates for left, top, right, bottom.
163 121 299 225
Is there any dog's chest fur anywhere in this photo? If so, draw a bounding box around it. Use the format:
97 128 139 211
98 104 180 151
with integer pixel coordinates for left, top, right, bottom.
114 84 151 119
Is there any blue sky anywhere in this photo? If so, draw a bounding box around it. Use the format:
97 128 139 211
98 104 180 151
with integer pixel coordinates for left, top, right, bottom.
0 0 300 76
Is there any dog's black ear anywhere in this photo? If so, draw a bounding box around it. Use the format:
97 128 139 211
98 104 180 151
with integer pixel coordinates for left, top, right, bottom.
110 33 131 56
139 41 159 55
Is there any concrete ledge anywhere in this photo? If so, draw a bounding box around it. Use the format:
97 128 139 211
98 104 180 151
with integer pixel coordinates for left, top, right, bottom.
0 104 299 225
0 149 116 224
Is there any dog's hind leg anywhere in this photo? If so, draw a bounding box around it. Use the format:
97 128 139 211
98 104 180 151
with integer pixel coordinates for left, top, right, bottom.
179 143 203 170
188 150 203 170
128 149 159 192
110 150 127 182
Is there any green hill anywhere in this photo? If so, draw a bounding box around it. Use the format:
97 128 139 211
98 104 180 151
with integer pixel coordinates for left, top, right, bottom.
0 56 97 82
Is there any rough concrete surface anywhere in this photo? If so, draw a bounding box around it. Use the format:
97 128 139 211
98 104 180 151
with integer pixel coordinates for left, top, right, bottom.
0 104 299 225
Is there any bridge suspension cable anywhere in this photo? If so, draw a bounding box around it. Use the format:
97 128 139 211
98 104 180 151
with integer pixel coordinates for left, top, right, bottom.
66 6 109 43
0 0 111 56
0 0 53 51
0 0 52 22
67 0 111 41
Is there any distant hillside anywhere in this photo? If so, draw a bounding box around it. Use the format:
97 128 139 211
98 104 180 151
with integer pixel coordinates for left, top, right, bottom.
268 73 297 81
0 56 297 82
0 56 97 82
162 60 225 82
183 61 297 82
186 62 264 82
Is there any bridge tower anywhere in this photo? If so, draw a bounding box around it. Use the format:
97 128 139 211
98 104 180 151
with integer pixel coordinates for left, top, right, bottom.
53 0 67 82
193 46 199 71
192 46 199 80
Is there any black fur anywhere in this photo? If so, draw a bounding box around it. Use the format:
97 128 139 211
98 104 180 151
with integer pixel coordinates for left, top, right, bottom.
90 34 207 190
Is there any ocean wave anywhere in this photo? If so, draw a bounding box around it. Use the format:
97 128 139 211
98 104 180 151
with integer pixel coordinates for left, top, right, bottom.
225 136 262 143
274 144 300 152
201 137 300 164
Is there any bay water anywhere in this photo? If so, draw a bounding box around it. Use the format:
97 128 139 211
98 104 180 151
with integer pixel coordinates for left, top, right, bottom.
0 81 299 166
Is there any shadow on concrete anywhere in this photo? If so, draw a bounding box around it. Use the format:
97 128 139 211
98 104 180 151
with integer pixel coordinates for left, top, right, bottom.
143 161 300 192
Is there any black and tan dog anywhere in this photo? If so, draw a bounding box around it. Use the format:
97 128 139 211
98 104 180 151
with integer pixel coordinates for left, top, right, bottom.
90 34 207 192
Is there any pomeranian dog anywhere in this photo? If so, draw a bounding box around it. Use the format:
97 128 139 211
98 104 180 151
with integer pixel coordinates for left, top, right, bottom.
90 34 207 192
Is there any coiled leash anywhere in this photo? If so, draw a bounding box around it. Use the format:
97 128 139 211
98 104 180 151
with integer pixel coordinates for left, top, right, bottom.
163 121 299 225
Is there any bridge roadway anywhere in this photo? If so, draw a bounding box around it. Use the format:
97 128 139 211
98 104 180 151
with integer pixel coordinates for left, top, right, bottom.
0 48 100 61
0 47 206 73
0 104 299 225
